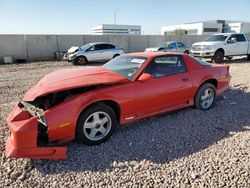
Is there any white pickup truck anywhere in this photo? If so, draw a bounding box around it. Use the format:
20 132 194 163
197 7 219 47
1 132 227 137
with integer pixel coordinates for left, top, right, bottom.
191 33 250 63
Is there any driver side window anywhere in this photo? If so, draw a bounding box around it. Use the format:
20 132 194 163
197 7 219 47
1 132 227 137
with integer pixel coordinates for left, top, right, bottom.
177 42 185 48
144 55 186 78
94 44 104 51
87 45 95 51
169 43 177 49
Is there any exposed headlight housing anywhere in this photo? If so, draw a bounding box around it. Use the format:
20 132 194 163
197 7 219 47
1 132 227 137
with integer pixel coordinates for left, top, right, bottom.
69 53 76 57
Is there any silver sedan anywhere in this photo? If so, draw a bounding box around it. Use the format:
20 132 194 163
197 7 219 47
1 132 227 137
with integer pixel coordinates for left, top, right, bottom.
145 41 190 54
64 42 124 65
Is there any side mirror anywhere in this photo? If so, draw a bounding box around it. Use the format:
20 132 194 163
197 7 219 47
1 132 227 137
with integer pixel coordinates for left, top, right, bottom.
228 37 237 44
231 38 237 43
138 73 152 81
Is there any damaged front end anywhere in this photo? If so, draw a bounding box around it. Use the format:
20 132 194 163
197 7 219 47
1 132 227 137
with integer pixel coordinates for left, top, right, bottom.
19 101 49 146
5 66 129 160
5 101 67 160
5 86 104 160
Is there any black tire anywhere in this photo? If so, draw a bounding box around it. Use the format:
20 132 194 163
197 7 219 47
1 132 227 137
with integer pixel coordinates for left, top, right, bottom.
113 54 120 58
184 50 189 54
247 54 250 61
212 50 224 63
225 56 233 60
76 103 118 145
74 56 87 65
194 83 216 111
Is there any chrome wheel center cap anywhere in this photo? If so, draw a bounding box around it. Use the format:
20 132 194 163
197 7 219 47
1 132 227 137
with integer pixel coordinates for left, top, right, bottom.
94 124 101 129
94 120 102 129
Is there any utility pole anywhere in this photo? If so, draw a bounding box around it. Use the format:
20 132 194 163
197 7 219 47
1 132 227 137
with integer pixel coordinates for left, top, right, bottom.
114 9 119 35
114 9 119 25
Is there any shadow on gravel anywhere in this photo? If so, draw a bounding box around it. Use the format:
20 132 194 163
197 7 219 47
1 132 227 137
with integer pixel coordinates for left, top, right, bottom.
208 56 249 64
31 87 250 174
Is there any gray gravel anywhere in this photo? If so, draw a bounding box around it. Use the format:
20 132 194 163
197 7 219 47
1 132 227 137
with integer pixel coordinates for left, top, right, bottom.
0 59 250 187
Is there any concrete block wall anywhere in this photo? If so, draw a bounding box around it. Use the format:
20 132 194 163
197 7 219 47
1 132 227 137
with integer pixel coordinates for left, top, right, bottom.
107 35 130 53
148 35 166 47
26 35 58 61
0 35 27 60
0 34 216 62
57 35 84 51
129 35 149 53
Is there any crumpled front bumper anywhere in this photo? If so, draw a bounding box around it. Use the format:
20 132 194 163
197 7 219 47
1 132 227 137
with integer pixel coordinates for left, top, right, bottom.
5 104 67 160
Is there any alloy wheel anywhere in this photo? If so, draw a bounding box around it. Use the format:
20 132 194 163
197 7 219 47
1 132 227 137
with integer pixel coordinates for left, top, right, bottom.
83 111 112 141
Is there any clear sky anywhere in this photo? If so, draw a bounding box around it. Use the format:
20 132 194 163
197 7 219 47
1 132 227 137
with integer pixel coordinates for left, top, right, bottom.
0 0 249 35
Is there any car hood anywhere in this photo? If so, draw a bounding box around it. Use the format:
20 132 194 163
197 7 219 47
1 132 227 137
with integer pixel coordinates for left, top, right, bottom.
192 41 224 46
145 47 161 52
23 66 129 101
67 46 79 53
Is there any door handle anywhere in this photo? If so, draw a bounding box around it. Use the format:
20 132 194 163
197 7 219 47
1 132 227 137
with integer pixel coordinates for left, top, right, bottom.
182 77 189 82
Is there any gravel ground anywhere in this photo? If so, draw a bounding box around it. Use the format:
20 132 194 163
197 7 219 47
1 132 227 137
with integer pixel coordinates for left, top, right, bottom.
0 59 250 187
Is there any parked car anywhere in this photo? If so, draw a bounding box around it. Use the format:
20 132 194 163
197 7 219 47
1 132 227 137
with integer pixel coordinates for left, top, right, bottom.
63 42 124 65
5 52 230 159
145 41 190 54
191 33 250 63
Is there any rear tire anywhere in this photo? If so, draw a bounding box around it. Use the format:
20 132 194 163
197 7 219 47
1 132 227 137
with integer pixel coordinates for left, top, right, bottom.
225 56 233 60
76 103 118 145
247 54 250 61
74 56 87 65
194 83 216 111
213 50 224 63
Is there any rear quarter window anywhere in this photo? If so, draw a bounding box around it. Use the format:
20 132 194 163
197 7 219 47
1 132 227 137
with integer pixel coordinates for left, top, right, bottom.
190 56 212 66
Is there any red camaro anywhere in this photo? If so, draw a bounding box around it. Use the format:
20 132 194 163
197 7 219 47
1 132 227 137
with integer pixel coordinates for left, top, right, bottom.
5 52 230 159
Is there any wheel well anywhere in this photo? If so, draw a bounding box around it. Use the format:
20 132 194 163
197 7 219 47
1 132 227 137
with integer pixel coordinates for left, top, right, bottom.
202 78 218 88
76 55 87 61
193 79 218 105
215 48 224 54
81 100 121 123
113 54 120 58
101 100 120 121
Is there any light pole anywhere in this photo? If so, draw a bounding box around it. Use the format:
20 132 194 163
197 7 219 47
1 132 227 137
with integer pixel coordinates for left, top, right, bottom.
114 9 119 25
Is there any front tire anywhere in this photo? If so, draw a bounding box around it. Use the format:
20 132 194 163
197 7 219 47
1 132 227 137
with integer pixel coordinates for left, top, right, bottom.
76 103 117 145
194 83 216 111
212 50 224 63
74 56 87 65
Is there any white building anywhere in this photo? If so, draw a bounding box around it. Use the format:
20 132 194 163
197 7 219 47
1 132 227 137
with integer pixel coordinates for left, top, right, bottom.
92 24 141 35
225 22 250 33
161 20 250 35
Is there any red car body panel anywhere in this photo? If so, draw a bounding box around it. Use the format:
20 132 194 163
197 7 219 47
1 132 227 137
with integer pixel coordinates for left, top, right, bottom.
5 52 231 159
23 66 129 101
6 105 67 159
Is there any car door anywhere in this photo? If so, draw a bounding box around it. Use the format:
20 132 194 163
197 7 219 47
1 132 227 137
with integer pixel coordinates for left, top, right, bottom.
84 44 104 61
101 44 116 61
134 55 193 117
177 42 186 53
235 34 248 55
168 42 178 52
226 34 239 55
